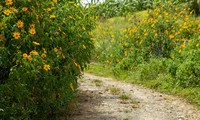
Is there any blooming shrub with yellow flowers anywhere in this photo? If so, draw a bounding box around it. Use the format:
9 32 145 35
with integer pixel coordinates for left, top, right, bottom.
93 1 200 87
0 0 95 119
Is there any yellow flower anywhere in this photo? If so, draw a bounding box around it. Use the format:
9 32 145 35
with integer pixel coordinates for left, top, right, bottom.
168 1 172 5
188 40 192 43
27 55 32 61
69 2 75 4
180 43 186 49
45 8 52 12
22 53 28 58
10 7 18 13
50 15 55 19
30 51 39 55
6 0 13 6
43 64 50 71
4 9 11 16
22 7 28 12
54 0 58 3
29 28 36 35
82 45 86 49
13 32 20 39
42 48 47 54
17 20 24 28
41 53 46 58
165 20 169 23
30 24 35 28
196 43 199 47
124 51 128 56
70 83 74 92
33 41 40 45
169 34 174 39
74 62 81 70
54 48 58 52
82 27 86 31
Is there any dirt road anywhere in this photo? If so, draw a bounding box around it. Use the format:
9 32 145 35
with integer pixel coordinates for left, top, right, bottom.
67 73 200 120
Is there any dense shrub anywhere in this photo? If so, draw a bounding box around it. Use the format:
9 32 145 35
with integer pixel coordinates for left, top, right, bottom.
137 58 167 81
93 0 200 88
0 0 95 119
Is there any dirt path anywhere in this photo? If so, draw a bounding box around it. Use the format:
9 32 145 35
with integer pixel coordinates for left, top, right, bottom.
67 73 200 120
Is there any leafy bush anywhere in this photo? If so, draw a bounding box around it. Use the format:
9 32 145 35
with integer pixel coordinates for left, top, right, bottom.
92 0 200 90
136 58 167 81
176 48 200 87
0 0 95 119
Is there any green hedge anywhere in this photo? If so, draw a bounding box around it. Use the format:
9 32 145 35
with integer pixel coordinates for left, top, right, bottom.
0 0 95 119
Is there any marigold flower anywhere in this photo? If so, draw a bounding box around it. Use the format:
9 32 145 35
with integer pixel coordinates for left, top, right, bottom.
22 7 28 12
180 43 186 49
165 20 169 23
82 45 86 49
58 50 62 55
50 15 55 19
17 20 24 28
70 83 74 92
54 0 57 3
42 48 47 53
22 53 28 58
6 0 13 6
27 55 32 61
169 34 174 39
53 48 58 52
13 32 20 39
30 51 39 55
4 9 11 16
41 53 46 58
33 41 40 45
30 24 35 28
43 64 50 71
29 28 36 35
10 7 18 13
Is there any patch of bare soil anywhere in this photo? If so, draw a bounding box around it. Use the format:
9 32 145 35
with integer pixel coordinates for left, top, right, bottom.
66 73 200 120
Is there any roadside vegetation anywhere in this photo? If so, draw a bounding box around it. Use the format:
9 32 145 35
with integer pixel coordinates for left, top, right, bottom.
87 0 200 106
1 0 200 119
0 0 95 119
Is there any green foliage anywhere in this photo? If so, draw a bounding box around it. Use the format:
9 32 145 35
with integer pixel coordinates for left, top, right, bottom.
90 0 200 105
137 58 167 81
90 0 186 19
176 49 200 87
188 0 200 15
0 0 95 119
92 0 154 19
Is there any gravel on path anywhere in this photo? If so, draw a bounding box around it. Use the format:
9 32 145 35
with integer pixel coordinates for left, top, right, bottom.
66 73 200 120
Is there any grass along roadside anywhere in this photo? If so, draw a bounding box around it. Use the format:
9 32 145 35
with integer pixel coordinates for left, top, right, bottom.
85 63 200 107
